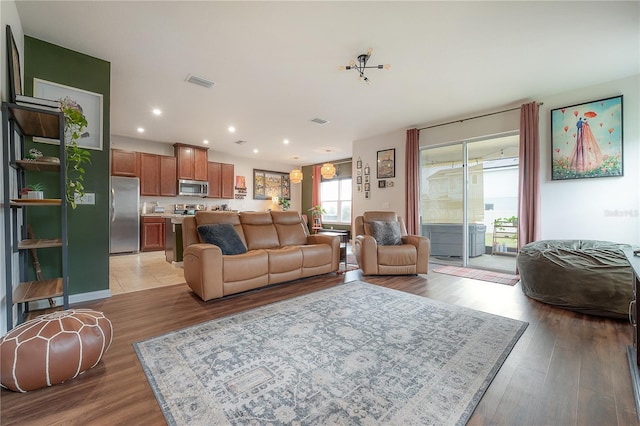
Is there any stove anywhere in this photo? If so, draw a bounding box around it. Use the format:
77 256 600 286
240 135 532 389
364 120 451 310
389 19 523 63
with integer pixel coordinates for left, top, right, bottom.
174 204 205 215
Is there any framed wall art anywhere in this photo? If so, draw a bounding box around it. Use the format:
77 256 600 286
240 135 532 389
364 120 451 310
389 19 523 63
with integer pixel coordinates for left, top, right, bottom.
377 148 395 178
6 25 22 102
33 78 104 150
551 95 623 180
253 169 291 200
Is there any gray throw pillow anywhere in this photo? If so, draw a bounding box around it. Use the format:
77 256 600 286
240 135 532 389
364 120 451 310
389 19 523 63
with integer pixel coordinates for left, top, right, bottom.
369 221 402 246
197 223 247 255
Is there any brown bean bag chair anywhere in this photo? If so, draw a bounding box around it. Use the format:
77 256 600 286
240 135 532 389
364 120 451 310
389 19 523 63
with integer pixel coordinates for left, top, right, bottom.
517 240 633 319
0 309 113 392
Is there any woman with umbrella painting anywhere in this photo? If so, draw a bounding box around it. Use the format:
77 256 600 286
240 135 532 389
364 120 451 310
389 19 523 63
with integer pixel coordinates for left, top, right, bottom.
569 111 603 173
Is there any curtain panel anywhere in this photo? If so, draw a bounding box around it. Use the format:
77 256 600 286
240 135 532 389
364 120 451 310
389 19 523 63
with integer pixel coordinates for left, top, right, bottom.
405 128 420 235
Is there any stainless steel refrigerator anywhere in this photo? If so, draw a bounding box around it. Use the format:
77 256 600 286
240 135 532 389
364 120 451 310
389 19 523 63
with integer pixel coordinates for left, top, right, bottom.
110 176 140 254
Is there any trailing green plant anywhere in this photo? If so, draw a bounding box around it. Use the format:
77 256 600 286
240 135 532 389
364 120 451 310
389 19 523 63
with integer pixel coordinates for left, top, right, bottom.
61 97 91 209
278 198 291 210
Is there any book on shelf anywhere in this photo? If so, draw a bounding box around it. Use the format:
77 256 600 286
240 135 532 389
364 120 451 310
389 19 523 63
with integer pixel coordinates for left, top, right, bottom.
15 94 61 109
15 102 61 113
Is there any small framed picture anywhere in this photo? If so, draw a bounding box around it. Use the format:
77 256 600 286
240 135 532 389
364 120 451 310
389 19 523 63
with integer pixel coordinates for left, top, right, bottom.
356 158 362 169
364 183 370 191
365 175 370 183
378 180 386 188
365 191 370 199
357 175 362 184
387 181 394 187
357 184 362 192
357 168 362 176
364 164 370 175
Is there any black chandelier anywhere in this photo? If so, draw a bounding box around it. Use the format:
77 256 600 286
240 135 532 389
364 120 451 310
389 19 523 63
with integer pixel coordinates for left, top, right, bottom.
340 48 390 84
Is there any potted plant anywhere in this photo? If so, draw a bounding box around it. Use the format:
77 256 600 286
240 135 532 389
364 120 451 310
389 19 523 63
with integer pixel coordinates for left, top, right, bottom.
308 205 327 231
20 183 46 199
61 97 91 209
278 198 291 211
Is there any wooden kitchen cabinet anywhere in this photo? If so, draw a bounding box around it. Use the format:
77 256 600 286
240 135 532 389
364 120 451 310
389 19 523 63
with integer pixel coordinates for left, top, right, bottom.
160 156 177 196
141 217 165 252
207 162 235 199
139 153 160 196
139 153 177 197
174 143 208 181
221 163 235 199
111 149 138 177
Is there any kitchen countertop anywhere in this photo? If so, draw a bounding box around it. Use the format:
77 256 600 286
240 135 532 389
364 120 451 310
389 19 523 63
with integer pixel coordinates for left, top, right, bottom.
141 213 195 220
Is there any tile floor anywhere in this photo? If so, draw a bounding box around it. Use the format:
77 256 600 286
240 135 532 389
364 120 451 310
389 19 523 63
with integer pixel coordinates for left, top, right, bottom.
109 251 186 295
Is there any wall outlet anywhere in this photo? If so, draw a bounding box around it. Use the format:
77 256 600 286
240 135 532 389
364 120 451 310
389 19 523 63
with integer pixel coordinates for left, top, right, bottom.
74 192 96 205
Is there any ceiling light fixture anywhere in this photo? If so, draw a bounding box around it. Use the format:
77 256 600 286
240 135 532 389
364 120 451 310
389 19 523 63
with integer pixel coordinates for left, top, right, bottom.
203 140 209 145
228 126 236 133
340 48 390 84
152 108 162 116
137 127 144 133
321 163 336 179
290 168 303 184
283 139 289 145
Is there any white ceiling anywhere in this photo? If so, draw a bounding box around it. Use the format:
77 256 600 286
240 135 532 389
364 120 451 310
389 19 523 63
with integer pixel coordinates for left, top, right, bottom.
15 1 640 166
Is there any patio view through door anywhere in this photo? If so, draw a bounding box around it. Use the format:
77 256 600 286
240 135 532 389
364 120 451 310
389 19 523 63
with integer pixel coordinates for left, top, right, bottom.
420 133 519 273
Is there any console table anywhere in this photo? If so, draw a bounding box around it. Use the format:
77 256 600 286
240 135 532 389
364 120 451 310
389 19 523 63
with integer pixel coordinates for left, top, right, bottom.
625 248 640 421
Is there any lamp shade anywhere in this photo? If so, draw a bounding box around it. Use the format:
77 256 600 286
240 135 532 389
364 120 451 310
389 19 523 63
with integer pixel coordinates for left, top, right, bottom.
290 169 303 184
321 163 336 179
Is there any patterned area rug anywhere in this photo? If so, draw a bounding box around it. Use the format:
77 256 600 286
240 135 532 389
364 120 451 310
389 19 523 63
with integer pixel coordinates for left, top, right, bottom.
134 281 527 425
433 265 521 286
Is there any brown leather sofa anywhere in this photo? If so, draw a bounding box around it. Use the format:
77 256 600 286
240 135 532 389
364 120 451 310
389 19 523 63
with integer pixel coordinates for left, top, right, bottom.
354 211 430 275
182 210 340 301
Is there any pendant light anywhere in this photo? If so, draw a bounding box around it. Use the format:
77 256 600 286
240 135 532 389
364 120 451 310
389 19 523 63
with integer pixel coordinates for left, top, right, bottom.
321 163 336 179
290 168 303 184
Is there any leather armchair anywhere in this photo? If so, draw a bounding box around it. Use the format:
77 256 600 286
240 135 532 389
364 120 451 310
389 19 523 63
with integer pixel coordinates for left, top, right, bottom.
354 211 430 275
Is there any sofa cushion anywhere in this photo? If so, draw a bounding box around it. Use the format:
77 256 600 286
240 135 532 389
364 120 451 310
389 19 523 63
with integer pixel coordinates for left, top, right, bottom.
239 212 280 250
195 211 246 246
272 211 309 246
197 223 247 255
369 221 403 246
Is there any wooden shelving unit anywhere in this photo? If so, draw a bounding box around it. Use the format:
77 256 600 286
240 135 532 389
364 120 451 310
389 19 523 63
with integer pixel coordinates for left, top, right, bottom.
2 102 68 330
491 219 518 256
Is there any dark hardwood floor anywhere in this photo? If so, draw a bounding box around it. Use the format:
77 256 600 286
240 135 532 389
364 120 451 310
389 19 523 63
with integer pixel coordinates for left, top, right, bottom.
2 269 638 425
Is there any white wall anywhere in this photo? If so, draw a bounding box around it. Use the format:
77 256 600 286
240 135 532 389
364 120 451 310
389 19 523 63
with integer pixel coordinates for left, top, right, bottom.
351 128 406 224
111 135 301 213
353 75 640 246
0 0 24 335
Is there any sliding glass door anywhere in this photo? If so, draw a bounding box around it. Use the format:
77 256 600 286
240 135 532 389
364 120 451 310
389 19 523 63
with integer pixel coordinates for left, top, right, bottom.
420 133 519 273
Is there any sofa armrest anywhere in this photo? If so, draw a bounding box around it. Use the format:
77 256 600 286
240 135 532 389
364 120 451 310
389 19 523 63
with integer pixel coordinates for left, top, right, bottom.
183 243 224 301
307 234 340 270
402 235 431 274
354 235 379 275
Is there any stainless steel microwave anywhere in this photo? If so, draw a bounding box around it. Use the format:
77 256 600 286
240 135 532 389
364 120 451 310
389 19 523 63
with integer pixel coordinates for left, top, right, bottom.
178 179 208 197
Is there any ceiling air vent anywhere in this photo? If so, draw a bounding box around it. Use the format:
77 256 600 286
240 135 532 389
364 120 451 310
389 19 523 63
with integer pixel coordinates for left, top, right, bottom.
185 74 214 88
310 118 329 125
234 140 247 145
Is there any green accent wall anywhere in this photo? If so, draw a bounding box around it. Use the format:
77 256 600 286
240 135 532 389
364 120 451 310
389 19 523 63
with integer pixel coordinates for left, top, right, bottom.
24 36 111 295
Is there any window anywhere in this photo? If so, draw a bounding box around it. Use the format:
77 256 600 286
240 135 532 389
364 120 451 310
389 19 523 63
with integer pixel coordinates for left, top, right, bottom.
320 178 352 224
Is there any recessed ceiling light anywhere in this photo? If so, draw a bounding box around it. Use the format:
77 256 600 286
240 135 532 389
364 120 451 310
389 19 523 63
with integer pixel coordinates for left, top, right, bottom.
283 139 289 145
253 149 259 154
152 108 162 116
137 127 145 133
203 140 209 145
228 126 236 133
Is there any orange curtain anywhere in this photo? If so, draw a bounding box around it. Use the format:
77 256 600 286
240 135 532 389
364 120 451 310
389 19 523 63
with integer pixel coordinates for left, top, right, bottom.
312 165 322 208
405 128 420 235
518 102 541 248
